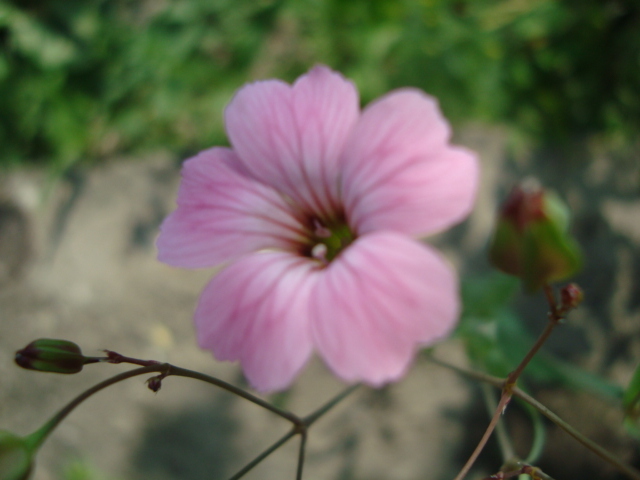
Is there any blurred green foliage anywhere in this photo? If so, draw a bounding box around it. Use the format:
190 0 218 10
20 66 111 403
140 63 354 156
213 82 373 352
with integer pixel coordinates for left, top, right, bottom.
60 459 111 480
456 272 623 400
0 0 638 169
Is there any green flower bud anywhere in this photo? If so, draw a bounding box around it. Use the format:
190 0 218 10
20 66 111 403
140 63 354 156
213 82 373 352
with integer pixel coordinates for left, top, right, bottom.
15 339 93 374
489 183 582 292
0 431 33 480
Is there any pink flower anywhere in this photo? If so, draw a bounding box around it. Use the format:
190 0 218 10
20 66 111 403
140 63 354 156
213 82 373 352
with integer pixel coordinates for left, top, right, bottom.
157 66 479 392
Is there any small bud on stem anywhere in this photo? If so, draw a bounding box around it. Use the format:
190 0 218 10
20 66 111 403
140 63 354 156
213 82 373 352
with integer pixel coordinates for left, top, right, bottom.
146 375 166 393
560 283 583 312
14 339 100 374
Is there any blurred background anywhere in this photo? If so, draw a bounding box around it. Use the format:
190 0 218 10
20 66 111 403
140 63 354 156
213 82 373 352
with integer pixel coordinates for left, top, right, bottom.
1 0 639 479
1 0 639 172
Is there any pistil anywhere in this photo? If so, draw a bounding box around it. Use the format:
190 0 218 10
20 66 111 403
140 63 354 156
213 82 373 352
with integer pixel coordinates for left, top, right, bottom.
305 217 355 264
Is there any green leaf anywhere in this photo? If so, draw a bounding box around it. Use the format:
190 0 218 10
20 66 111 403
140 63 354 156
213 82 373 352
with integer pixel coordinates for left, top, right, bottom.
623 362 640 415
460 272 519 319
458 274 621 399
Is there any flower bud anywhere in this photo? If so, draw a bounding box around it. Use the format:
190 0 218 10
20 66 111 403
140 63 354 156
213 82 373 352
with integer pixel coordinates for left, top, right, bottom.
146 375 163 393
15 339 90 374
0 431 33 480
560 283 584 311
489 183 582 292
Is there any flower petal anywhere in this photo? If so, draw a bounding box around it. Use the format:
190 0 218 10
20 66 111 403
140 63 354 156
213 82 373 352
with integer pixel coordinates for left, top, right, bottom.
341 89 479 237
195 252 318 392
225 65 359 219
310 232 458 386
157 147 305 268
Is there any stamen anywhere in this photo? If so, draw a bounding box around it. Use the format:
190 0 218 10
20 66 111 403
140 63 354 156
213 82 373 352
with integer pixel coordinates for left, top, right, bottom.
302 214 355 265
313 219 332 238
311 243 329 265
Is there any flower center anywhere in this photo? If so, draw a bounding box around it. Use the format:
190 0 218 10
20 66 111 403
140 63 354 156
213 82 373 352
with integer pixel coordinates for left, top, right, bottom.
304 217 355 265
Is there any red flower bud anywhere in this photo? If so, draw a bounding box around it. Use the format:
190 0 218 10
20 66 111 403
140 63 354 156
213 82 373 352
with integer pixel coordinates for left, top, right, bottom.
489 182 582 292
560 283 584 311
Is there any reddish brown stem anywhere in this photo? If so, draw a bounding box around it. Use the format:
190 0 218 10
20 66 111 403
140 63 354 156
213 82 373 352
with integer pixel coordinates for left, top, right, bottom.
103 350 161 367
453 392 513 480
453 283 572 480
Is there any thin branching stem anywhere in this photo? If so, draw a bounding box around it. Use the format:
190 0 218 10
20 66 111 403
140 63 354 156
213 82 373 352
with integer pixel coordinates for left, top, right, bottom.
227 429 297 480
26 361 303 457
505 320 558 388
515 389 640 480
302 384 360 427
29 363 303 450
103 352 303 423
481 383 515 462
453 283 567 480
26 355 360 480
427 355 640 480
453 391 512 480
167 365 302 425
296 431 308 480
28 365 161 450
505 286 563 389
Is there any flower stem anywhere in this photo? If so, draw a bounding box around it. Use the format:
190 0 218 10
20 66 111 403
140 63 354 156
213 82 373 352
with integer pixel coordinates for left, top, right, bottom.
102 352 303 425
453 391 512 480
296 431 307 480
25 365 161 451
302 384 360 427
453 283 567 480
515 388 640 480
427 355 640 480
227 429 297 480
481 382 515 462
24 362 302 454
23 353 360 480
224 385 358 479
505 286 562 388
166 365 302 425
